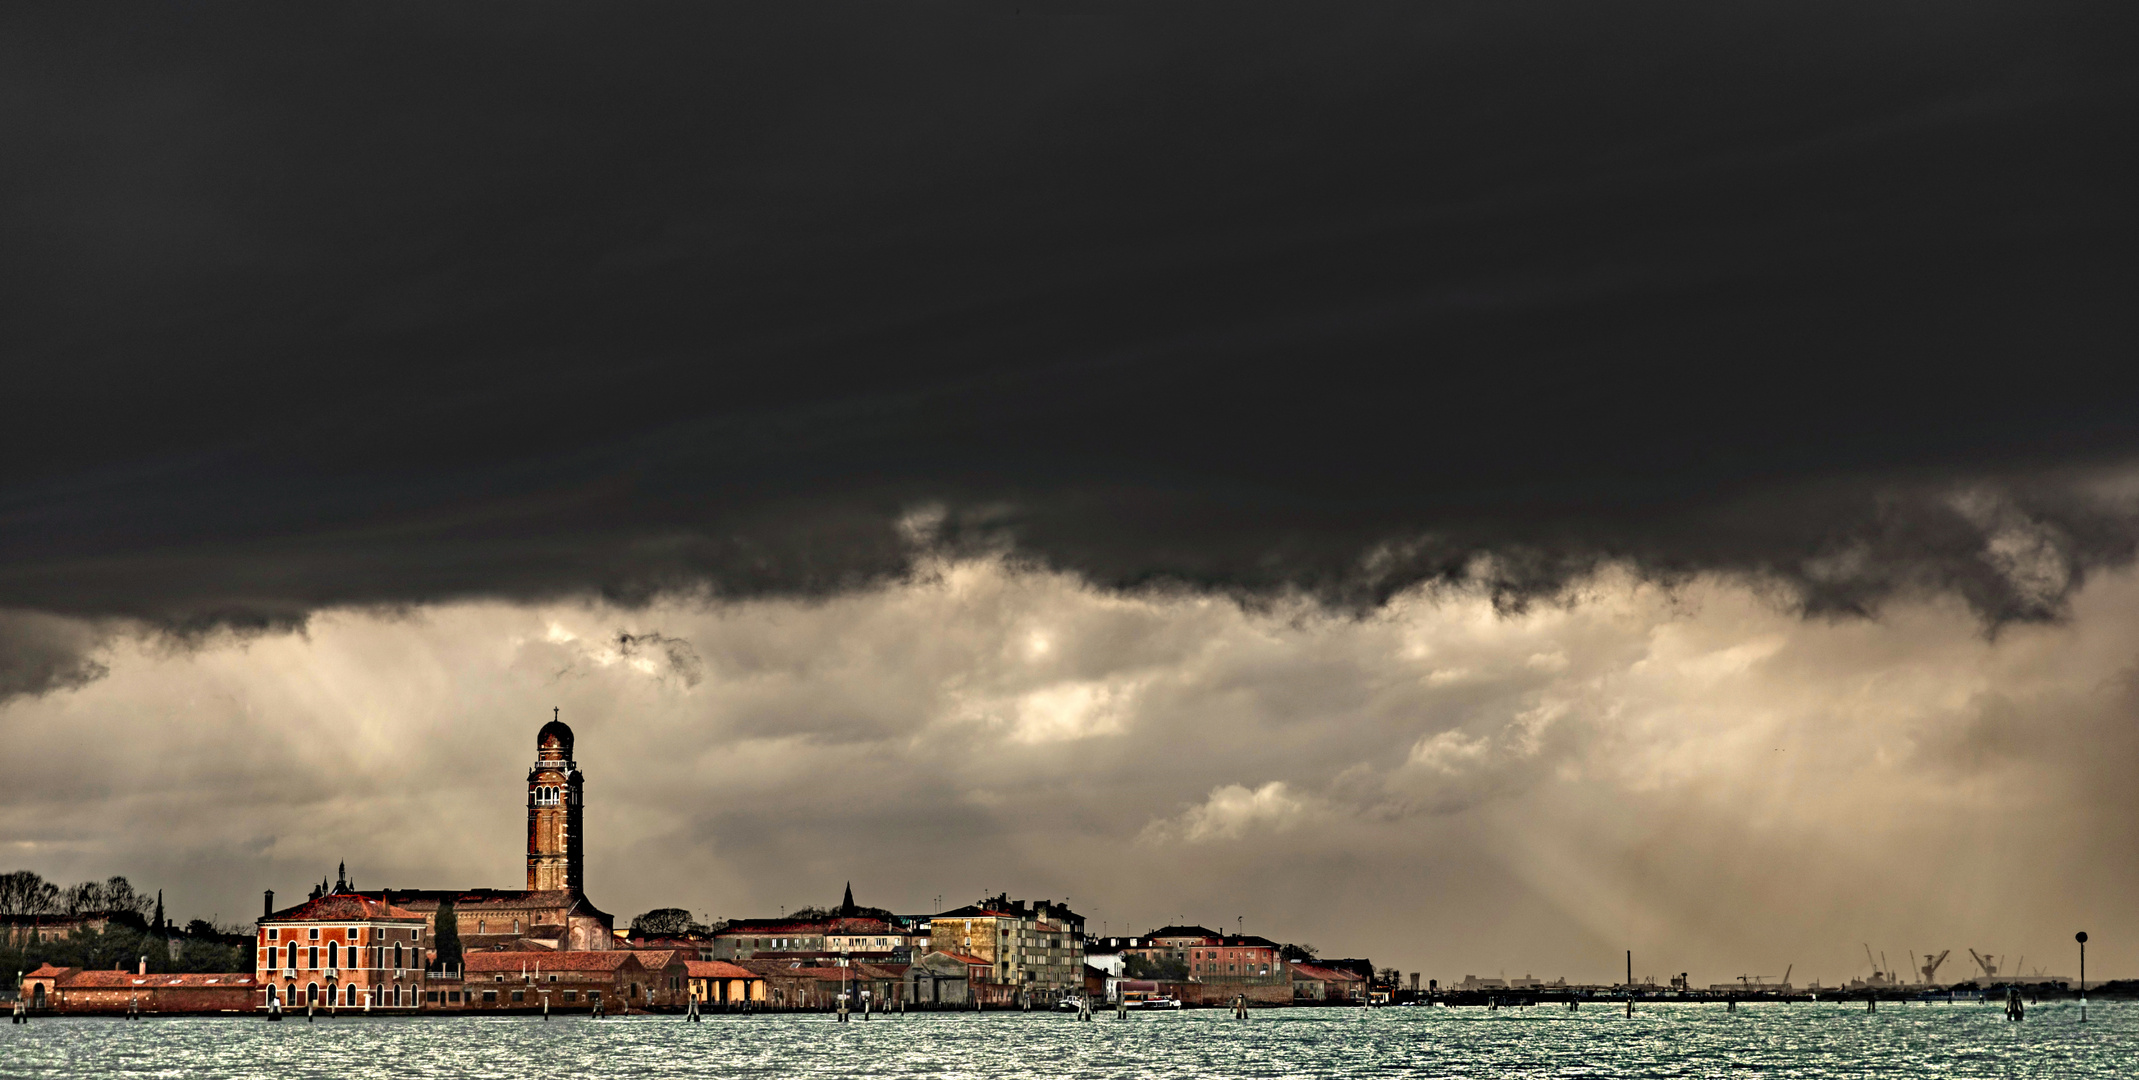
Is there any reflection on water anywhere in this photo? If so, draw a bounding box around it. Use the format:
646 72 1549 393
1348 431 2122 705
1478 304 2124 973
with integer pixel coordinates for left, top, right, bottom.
3 1002 2130 1079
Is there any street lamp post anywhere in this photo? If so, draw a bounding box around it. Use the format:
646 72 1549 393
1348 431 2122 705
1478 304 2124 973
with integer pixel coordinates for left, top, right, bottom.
2075 932 2087 1023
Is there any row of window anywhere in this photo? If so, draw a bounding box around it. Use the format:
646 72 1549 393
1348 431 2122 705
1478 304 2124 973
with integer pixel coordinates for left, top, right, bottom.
264 985 628 1007
265 926 421 942
533 785 570 805
269 984 415 1007
268 942 415 970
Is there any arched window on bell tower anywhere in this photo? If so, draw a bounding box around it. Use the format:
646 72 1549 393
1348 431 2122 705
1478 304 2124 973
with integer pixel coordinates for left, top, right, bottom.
527 709 585 894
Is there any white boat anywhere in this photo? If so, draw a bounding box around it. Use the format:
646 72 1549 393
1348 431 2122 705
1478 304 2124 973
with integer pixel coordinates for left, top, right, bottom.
1128 996 1183 1010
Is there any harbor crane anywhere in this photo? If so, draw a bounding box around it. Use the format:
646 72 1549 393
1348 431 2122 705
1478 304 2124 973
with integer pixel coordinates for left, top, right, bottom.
1968 949 2000 981
1919 950 1950 985
1863 944 1883 980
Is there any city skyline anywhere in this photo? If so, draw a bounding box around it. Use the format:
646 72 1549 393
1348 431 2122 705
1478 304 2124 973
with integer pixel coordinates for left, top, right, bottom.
3 3 2134 993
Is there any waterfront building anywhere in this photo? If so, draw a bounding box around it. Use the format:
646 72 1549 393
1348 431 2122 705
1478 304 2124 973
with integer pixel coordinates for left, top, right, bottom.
926 895 1086 1001
1290 962 1367 1003
255 887 428 1010
904 951 987 1005
684 959 767 1006
19 961 257 1014
1119 926 1293 1004
709 916 904 962
445 950 651 1012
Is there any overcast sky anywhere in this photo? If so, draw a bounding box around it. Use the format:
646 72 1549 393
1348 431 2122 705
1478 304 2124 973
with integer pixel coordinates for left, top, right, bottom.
3 2 2136 985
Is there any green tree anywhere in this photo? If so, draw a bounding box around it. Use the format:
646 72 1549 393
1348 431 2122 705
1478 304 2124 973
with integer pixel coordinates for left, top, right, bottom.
431 897 463 971
0 870 61 916
1124 954 1189 981
629 908 702 938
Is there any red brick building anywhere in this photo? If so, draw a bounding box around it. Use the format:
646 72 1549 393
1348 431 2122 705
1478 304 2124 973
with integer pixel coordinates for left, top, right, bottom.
256 889 429 1010
21 962 256 1015
1122 926 1292 1005
443 950 652 1012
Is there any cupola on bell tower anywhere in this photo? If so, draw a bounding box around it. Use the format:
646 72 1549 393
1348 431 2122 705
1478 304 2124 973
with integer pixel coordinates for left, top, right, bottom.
527 709 584 893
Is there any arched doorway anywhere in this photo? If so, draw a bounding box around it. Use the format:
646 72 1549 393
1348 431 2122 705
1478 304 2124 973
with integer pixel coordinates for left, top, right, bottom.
306 982 320 1005
32 984 45 1009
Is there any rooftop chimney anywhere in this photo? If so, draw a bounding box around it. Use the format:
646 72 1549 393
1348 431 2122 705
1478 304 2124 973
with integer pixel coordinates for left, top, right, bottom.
137 956 147 975
264 890 274 919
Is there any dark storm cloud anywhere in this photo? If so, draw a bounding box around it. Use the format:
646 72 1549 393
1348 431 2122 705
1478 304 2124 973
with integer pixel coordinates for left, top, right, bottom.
0 612 107 704
4 1 2138 655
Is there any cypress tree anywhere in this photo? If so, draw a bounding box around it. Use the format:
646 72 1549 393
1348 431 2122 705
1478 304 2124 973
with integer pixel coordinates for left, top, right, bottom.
432 897 463 973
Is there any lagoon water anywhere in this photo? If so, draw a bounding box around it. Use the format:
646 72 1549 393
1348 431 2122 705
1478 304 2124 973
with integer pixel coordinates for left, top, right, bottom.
3 1002 2129 1079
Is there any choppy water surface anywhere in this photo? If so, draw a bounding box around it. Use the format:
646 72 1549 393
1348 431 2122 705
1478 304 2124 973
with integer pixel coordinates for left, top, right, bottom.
3 1002 2129 1079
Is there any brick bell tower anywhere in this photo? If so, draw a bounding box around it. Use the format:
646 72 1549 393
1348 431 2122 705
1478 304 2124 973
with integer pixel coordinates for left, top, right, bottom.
527 709 584 893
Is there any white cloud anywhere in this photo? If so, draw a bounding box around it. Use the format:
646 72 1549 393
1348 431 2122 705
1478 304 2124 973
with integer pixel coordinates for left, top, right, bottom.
1142 781 1318 844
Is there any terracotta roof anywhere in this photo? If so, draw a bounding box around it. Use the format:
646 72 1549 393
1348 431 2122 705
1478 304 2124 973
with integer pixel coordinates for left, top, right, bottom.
463 951 639 973
684 960 758 979
933 906 1018 919
630 949 685 970
931 952 991 966
57 971 257 988
854 963 908 978
263 892 423 923
25 964 72 978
